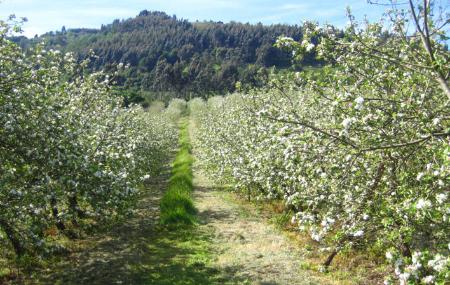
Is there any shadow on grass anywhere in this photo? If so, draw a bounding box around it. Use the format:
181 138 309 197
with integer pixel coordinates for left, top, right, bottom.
132 226 246 285
22 187 247 285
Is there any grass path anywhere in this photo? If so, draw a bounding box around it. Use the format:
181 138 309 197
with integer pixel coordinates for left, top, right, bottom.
193 173 325 285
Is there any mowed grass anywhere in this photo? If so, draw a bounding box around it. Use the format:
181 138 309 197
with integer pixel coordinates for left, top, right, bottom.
160 119 197 225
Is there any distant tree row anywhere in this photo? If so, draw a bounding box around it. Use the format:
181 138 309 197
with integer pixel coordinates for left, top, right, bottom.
12 11 321 102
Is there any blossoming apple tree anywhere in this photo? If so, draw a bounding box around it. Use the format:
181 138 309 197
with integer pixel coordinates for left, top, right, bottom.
192 1 449 283
0 17 177 259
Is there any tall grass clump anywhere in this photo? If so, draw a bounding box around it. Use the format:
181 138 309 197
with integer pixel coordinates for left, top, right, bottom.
160 120 196 225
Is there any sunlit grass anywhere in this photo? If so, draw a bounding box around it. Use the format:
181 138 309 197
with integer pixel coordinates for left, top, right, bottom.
160 119 197 225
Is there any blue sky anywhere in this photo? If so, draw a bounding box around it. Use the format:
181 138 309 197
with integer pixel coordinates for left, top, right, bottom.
0 0 390 37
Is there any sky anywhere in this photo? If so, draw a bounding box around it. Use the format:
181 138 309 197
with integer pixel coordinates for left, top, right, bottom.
1 0 391 38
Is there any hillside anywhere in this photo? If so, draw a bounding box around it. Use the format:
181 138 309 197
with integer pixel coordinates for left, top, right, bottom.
12 10 319 103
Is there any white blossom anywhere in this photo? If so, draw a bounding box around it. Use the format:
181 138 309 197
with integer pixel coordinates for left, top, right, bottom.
416 199 432 210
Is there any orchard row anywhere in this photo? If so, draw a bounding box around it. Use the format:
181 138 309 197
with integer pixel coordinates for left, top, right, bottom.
0 20 178 261
190 5 449 284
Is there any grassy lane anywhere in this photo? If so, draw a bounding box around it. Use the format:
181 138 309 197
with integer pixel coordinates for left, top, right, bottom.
149 119 236 285
160 119 196 225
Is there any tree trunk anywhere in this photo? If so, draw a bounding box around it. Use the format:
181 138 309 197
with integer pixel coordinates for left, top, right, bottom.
400 241 412 258
69 195 86 224
51 197 78 239
50 197 66 231
0 219 26 257
323 250 338 267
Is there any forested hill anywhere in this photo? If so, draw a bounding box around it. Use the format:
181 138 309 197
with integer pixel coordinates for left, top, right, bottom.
12 10 317 103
